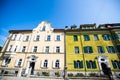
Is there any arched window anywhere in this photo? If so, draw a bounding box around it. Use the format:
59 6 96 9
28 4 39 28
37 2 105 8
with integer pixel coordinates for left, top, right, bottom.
44 60 48 68
74 60 83 68
55 60 59 68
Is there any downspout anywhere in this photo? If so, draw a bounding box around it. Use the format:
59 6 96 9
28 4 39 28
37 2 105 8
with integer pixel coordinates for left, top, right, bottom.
79 32 86 76
64 30 67 79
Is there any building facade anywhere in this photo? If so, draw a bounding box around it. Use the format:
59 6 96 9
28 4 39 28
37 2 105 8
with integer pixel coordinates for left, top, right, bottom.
0 21 120 78
65 23 120 77
0 21 65 77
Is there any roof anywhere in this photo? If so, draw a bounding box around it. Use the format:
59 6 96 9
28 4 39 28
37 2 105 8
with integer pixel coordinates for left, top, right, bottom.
80 23 96 28
9 29 64 33
98 23 120 28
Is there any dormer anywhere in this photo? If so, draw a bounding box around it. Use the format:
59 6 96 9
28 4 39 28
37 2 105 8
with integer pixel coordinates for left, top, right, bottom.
80 23 96 29
33 21 53 33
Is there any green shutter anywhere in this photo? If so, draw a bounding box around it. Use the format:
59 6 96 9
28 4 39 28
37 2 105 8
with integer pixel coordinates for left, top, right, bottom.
84 35 86 41
111 60 117 69
106 46 110 53
119 61 120 69
93 61 97 69
90 47 93 53
102 34 105 40
80 61 83 68
86 61 90 68
101 46 105 53
84 47 87 53
74 61 77 68
88 35 90 41
113 47 117 53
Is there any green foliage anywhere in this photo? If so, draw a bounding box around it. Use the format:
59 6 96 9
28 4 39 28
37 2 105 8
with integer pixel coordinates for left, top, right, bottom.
4 71 9 74
75 73 85 77
55 72 60 77
36 72 40 76
42 72 49 76
89 73 98 77
68 73 73 77
0 46 2 52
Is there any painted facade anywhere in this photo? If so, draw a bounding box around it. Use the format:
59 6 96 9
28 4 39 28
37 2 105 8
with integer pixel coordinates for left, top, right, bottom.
0 22 120 78
65 23 120 77
0 21 65 77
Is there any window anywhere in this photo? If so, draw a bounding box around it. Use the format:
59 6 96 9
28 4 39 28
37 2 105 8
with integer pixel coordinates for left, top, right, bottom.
116 45 120 53
94 34 99 40
11 34 17 40
45 46 49 53
84 46 93 53
18 35 22 41
43 60 48 68
24 35 29 41
74 46 79 54
111 60 120 69
97 46 104 53
15 59 23 67
73 35 78 41
102 34 111 40
33 46 37 52
42 26 46 31
18 59 22 67
74 60 83 68
107 46 116 53
2 58 11 66
112 34 116 40
56 35 60 41
56 46 60 53
86 60 96 69
36 35 40 41
47 35 51 41
22 46 26 52
7 45 12 51
84 35 90 41
55 60 60 68
14 46 18 52
117 33 120 39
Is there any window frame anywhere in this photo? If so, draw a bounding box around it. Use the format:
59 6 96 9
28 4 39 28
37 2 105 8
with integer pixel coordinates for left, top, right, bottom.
74 46 79 54
73 35 78 41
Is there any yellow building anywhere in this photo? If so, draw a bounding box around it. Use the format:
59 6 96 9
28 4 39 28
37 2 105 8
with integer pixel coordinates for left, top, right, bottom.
65 23 120 77
0 21 65 77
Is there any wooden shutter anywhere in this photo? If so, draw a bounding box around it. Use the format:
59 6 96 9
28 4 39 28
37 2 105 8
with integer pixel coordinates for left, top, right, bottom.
74 60 77 68
111 60 117 69
20 59 24 67
80 61 83 68
90 46 93 53
93 61 97 69
52 60 56 68
6 45 10 51
15 59 19 67
47 60 49 68
59 60 61 68
34 35 36 41
41 60 44 68
2 59 6 66
86 61 90 68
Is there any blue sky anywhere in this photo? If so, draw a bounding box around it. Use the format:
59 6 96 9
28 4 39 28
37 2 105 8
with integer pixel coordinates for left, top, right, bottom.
0 0 120 46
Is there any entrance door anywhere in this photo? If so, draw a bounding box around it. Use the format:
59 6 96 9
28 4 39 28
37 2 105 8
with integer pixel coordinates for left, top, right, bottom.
30 62 35 75
101 63 108 75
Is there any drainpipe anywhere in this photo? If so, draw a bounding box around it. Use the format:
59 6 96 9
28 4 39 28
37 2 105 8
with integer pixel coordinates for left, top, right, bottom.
79 33 86 76
64 29 67 80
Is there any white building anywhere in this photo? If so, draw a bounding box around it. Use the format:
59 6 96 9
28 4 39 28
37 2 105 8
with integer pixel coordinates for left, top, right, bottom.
0 21 65 77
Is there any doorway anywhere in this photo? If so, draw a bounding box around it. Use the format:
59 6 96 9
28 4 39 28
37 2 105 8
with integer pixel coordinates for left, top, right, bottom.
101 63 109 75
30 62 35 75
